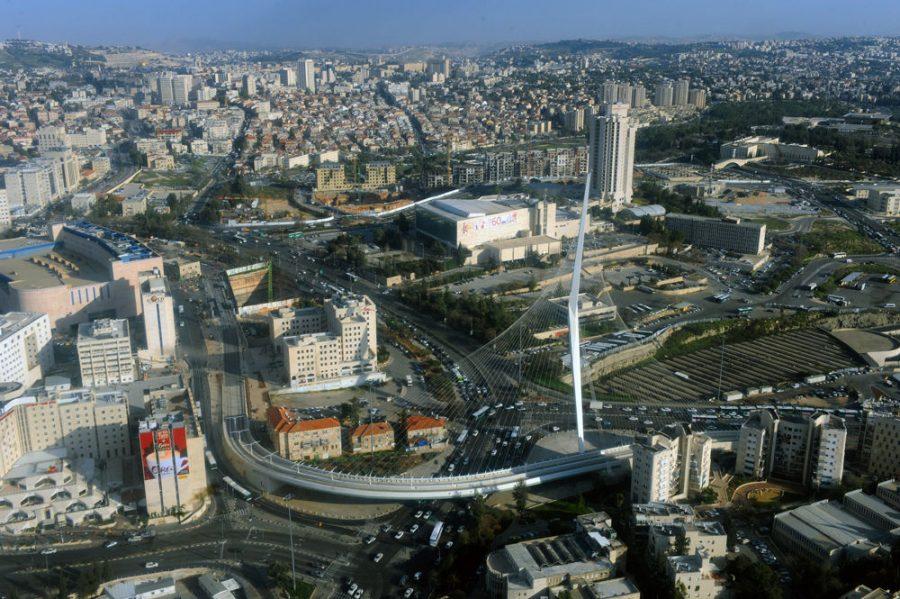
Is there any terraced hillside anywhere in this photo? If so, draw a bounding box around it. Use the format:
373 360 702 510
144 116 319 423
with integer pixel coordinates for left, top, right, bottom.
596 328 862 403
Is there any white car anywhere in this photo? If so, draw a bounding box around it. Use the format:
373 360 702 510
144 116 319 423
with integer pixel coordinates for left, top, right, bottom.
394 531 404 540
145 562 159 569
414 510 423 519
410 524 419 533
373 552 384 563
364 535 376 544
40 548 57 555
404 589 414 598
105 541 118 549
445 541 454 549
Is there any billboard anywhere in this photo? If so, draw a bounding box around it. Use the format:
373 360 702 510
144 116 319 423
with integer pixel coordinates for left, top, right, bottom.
140 425 190 481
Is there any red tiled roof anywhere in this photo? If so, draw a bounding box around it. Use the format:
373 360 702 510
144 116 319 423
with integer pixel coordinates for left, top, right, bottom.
406 415 446 432
352 421 392 438
267 406 340 433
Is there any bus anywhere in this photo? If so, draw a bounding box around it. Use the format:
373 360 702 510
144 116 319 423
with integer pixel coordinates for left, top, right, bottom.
510 426 520 439
736 306 753 315
831 252 847 259
456 429 469 445
712 292 732 303
205 450 218 470
429 521 444 547
222 476 254 501
288 231 304 239
471 406 489 420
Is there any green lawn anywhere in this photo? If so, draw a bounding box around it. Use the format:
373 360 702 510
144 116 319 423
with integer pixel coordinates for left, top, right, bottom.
799 221 883 255
749 216 790 231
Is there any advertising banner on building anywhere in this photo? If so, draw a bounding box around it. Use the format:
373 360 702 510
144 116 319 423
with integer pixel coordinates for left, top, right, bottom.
140 425 190 480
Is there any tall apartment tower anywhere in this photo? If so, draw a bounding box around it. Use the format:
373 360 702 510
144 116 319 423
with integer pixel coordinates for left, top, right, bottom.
141 277 177 359
241 74 256 97
631 424 712 504
654 81 674 107
298 59 316 92
588 103 636 212
631 85 647 108
601 81 618 104
673 78 690 106
157 72 175 105
279 67 296 87
736 409 847 489
76 319 135 387
171 75 192 106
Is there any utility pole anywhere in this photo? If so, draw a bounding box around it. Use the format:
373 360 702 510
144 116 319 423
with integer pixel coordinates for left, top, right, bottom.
284 493 297 590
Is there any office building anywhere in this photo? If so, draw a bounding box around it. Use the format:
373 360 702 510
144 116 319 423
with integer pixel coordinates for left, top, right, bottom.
278 67 296 87
141 277 177 359
665 214 766 255
298 59 315 92
673 79 690 106
4 152 80 209
0 312 53 390
281 294 380 390
485 511 625 599
350 421 395 453
720 136 823 164
589 103 636 212
139 412 208 519
655 81 674 107
773 487 900 564
631 424 712 504
77 318 135 387
0 221 164 330
736 409 847 489
157 73 191 106
0 386 130 471
266 407 342 461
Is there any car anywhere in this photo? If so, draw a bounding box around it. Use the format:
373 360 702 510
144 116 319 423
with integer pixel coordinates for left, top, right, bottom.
145 562 159 569
394 531 404 539
551 425 560 432
413 571 423 581
445 541 454 549
105 541 118 549
365 535 376 544
410 524 419 533
40 548 57 555
414 510 423 519
423 510 432 519
404 589 414 598
348 583 358 593
373 552 384 563
353 589 363 599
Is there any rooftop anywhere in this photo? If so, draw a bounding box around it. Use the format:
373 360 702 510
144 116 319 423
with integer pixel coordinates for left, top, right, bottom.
421 197 518 221
267 406 340 433
0 311 46 339
77 318 130 342
774 499 886 554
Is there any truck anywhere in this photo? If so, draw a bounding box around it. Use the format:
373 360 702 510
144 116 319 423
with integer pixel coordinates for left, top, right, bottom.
429 521 444 548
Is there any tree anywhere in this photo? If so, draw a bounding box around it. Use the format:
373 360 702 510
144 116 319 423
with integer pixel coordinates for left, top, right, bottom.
726 555 783 599
673 581 688 599
513 482 528 516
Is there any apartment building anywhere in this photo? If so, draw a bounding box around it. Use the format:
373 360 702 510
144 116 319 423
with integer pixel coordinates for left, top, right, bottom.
405 415 447 452
269 306 326 344
365 162 396 188
350 421 395 453
0 312 53 390
588 103 636 212
857 411 900 480
665 214 766 255
736 409 846 489
3 152 80 209
267 406 342 461
281 295 378 390
631 424 712 504
77 318 135 387
867 188 900 216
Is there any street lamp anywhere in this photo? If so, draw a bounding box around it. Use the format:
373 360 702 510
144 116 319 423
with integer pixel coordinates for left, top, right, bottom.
283 492 297 590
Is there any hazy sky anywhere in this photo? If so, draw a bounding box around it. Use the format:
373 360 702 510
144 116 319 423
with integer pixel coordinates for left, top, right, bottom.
2 0 899 50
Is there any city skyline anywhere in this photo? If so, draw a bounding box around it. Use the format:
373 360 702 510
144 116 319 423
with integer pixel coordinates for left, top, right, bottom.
2 0 900 51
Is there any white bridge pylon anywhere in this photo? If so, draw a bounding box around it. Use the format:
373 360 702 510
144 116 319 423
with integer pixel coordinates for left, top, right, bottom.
567 171 591 454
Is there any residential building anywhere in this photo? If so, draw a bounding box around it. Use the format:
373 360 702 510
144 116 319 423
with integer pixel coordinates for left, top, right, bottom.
139 412 208 519
350 421 395 453
589 103 636 212
4 152 80 209
281 294 379 390
103 577 177 599
77 318 135 387
266 406 342 461
673 79 690 106
631 424 712 504
140 277 177 359
665 552 727 599
279 67 296 87
298 59 315 92
665 214 766 255
736 409 847 489
365 161 396 188
655 81 674 107
858 412 900 480
405 415 447 451
0 312 53 390
867 188 900 216
0 189 9 231
315 163 347 192
241 74 256 97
